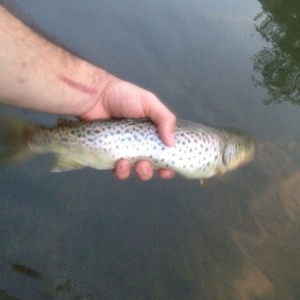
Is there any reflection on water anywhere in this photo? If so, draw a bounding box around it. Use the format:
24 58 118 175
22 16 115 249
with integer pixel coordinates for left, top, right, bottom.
1 0 300 299
228 140 300 300
2 140 300 299
253 0 300 104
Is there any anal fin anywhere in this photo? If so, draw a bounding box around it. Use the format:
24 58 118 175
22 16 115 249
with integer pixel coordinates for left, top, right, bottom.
51 154 85 172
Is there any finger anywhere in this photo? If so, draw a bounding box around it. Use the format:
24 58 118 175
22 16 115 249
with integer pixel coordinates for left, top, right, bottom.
159 168 176 179
135 161 153 181
142 93 176 147
156 111 176 147
114 159 131 180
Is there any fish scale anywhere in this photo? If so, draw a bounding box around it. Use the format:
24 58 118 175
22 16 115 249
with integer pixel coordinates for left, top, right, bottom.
0 116 255 181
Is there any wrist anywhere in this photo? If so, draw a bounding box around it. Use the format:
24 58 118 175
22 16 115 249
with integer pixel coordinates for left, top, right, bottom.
58 59 116 117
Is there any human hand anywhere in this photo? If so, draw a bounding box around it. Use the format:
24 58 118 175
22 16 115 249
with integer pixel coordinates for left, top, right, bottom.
0 6 175 181
79 76 176 181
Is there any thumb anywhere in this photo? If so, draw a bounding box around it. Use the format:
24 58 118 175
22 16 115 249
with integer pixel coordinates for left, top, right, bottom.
142 93 176 146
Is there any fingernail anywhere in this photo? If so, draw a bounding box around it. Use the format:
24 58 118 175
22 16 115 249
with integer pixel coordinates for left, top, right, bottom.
139 167 149 176
166 132 175 147
137 165 153 181
116 159 130 180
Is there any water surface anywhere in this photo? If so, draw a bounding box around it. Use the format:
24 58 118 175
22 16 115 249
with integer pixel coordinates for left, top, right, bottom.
1 0 300 299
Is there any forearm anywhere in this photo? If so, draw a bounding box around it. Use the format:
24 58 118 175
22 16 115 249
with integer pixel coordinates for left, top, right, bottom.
0 5 110 115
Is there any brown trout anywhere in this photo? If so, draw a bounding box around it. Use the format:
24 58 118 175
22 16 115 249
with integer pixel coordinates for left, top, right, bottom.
0 116 255 180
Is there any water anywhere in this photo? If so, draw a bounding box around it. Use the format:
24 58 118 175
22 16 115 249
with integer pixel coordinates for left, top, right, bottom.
1 0 300 299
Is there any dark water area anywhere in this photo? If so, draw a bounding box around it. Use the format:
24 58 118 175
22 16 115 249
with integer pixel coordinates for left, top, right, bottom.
1 0 300 299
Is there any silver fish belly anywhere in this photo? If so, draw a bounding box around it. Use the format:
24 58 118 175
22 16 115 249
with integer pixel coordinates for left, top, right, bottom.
27 118 255 179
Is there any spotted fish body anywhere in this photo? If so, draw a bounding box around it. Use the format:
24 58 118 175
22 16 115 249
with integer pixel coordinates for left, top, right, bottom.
20 118 255 180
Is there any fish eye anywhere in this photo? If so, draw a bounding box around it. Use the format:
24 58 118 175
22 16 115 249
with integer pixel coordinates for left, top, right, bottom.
222 144 235 166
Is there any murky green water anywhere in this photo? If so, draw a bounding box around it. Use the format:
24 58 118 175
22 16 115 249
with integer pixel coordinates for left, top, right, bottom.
1 0 300 299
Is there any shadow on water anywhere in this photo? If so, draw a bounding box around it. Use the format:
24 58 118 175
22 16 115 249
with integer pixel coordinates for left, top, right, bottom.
253 0 300 104
0 254 96 299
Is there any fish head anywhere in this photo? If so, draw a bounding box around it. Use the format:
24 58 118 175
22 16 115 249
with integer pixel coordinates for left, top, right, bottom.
222 131 255 173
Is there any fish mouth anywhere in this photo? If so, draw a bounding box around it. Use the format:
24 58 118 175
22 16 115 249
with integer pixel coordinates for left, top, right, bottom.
226 135 255 172
240 138 256 166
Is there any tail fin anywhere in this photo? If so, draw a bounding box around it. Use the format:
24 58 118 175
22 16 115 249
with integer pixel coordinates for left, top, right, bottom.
0 115 33 165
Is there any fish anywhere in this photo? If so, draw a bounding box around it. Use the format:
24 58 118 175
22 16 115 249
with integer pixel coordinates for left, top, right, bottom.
0 115 255 181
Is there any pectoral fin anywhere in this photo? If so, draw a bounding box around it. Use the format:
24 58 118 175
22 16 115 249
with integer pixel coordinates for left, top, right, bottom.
215 165 226 177
51 154 85 172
